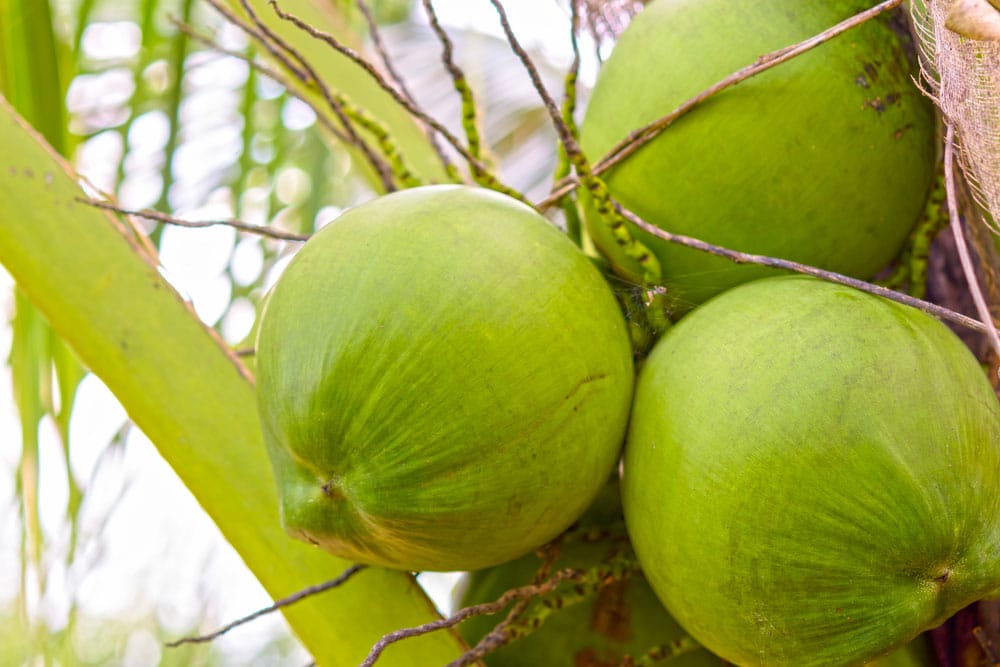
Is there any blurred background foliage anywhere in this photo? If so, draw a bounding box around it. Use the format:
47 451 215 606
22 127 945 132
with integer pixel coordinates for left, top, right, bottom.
0 0 576 663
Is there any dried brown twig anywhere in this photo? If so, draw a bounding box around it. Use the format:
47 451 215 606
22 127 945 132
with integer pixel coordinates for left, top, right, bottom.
171 18 352 146
944 124 1000 363
359 568 586 667
354 0 457 175
445 537 567 667
486 0 666 288
614 202 996 336
451 540 643 667
268 0 464 179
485 0 583 171
206 0 398 191
203 0 308 82
536 0 905 211
447 601 531 667
354 0 415 101
266 0 525 197
81 199 310 242
167 564 366 647
236 0 405 190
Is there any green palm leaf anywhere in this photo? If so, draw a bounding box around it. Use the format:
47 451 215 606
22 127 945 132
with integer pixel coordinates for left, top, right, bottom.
0 95 466 667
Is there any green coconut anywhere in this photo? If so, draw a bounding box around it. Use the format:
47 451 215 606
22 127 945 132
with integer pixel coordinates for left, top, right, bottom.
458 480 935 666
580 0 937 308
255 185 635 572
621 276 1000 666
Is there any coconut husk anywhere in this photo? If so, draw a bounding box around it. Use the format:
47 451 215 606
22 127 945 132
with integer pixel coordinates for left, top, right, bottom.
913 0 1000 380
580 0 648 44
913 0 1000 227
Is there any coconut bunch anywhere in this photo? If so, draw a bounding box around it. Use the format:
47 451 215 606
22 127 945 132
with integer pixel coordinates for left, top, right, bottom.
239 1 1000 664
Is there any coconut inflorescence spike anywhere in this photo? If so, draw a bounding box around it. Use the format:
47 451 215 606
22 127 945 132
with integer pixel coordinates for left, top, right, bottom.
457 481 724 667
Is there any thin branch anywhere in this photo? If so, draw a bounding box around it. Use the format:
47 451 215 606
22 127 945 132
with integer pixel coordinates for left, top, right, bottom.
233 0 400 190
536 0 904 211
167 564 366 647
446 542 564 667
485 0 581 166
207 0 398 191
944 124 1000 364
203 0 308 83
485 0 661 285
267 0 399 98
267 0 520 197
354 0 457 175
452 545 639 667
533 172 575 214
264 0 444 186
614 202 998 336
81 199 310 242
355 0 416 101
411 2 526 199
358 568 585 667
446 601 529 667
602 0 905 168
420 0 487 163
173 18 352 146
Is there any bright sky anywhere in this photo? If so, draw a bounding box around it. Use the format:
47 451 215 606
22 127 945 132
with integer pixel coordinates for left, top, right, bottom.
0 2 588 664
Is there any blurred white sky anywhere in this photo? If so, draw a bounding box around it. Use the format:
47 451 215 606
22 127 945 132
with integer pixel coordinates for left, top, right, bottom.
0 1 590 664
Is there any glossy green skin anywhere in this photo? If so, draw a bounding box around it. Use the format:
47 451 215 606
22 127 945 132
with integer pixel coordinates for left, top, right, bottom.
622 276 1000 666
581 0 936 308
255 185 635 572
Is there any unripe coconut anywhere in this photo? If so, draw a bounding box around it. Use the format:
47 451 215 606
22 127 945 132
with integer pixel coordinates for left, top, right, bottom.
255 185 634 572
457 481 726 666
458 480 934 666
622 276 1000 666
580 0 936 308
